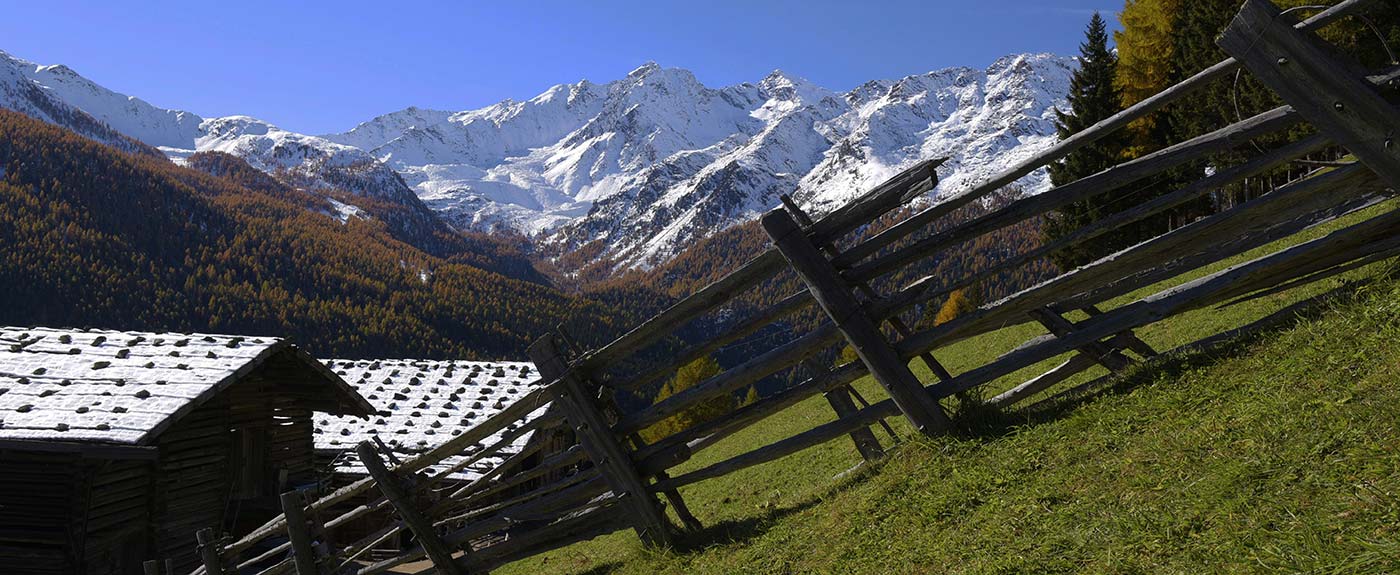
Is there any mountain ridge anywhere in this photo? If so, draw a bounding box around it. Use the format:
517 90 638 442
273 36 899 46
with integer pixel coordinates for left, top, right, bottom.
0 48 1075 273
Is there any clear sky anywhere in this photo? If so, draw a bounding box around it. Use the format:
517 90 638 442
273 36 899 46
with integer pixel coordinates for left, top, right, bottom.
1 0 1121 135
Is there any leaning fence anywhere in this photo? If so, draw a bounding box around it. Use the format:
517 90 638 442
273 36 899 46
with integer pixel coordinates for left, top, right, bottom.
185 1 1400 572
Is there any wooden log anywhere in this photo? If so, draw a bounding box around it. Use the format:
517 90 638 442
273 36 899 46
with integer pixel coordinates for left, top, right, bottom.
465 503 631 572
528 335 674 548
1084 305 1159 358
874 132 1329 324
609 287 813 392
579 159 942 373
763 209 951 435
895 159 1384 360
1220 0 1400 189
811 358 884 462
195 528 222 575
278 491 319 575
829 0 1375 270
1028 307 1133 372
989 354 1099 407
840 103 1304 278
221 384 555 560
922 204 1400 400
783 192 956 386
651 398 902 492
355 442 464 575
614 322 843 434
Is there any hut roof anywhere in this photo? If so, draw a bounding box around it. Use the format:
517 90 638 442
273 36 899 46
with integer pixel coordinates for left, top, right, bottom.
316 358 547 481
0 326 373 449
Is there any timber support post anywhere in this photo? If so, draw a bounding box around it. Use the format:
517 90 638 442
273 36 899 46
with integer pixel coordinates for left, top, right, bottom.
802 358 885 461
356 442 465 575
528 335 675 548
279 491 320 575
1028 307 1134 372
1219 0 1400 189
195 528 224 575
762 208 952 436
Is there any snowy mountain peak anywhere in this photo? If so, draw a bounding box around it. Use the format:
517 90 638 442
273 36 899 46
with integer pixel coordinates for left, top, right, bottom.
0 47 1076 273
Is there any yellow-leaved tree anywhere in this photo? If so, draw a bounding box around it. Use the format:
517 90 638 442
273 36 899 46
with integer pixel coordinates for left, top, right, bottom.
640 355 730 443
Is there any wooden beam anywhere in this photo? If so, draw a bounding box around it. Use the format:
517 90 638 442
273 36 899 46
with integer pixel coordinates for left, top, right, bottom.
528 335 674 548
1220 0 1400 189
1028 307 1133 372
195 528 223 575
355 442 464 575
823 383 885 461
279 491 319 575
762 209 950 435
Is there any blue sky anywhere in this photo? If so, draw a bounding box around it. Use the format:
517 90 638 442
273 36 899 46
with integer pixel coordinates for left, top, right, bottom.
2 0 1120 135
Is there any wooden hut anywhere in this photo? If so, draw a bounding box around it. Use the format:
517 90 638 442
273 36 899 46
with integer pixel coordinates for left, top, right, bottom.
0 327 372 575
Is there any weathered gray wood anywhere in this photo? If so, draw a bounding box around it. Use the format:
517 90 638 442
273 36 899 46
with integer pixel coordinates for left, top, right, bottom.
831 0 1375 270
895 159 1384 360
615 322 843 434
580 159 942 373
278 491 319 575
841 104 1304 278
651 397 903 492
764 208 950 435
1220 0 1400 189
875 132 1329 326
808 358 884 462
922 204 1400 400
782 192 956 386
144 560 161 575
990 354 1099 407
1083 305 1159 358
1028 307 1133 372
356 442 464 575
529 335 674 548
464 502 632 572
195 528 223 575
222 385 555 560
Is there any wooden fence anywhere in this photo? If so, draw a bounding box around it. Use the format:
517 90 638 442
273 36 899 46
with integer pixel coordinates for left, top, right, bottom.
184 1 1400 572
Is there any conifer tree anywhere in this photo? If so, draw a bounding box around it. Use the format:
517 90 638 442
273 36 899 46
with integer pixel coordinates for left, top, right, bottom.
640 355 729 442
1043 12 1134 271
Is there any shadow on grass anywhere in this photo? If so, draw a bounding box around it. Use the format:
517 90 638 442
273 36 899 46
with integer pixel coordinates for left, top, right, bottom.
948 275 1387 441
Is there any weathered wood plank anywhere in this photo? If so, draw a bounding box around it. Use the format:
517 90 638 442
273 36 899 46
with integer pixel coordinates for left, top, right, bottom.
278 491 319 575
1028 307 1133 372
579 159 942 374
1220 0 1400 189
355 442 464 575
989 354 1099 407
529 335 674 548
814 360 884 462
195 528 223 575
764 209 951 435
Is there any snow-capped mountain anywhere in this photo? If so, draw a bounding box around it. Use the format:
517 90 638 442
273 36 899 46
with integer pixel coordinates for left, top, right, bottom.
0 48 1074 272
327 55 1074 268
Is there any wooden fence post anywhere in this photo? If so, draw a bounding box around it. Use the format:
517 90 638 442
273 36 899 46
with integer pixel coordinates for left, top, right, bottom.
1220 0 1400 189
528 335 675 548
1028 307 1134 372
801 358 885 461
762 209 952 436
195 528 223 575
142 560 160 575
356 442 465 575
279 490 320 575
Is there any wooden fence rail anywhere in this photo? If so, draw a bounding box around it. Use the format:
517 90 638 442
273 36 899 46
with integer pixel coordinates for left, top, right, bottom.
185 2 1400 572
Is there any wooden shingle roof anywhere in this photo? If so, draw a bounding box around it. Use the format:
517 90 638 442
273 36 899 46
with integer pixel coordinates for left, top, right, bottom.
0 327 372 448
316 358 547 481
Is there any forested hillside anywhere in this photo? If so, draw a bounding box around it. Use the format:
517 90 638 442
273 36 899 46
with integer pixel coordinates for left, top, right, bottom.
0 109 622 359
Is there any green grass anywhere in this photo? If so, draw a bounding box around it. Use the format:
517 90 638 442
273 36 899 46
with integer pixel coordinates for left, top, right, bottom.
497 202 1400 575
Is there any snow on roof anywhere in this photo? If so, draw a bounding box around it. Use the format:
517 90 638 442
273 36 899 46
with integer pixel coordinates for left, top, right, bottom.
315 358 547 482
0 326 368 446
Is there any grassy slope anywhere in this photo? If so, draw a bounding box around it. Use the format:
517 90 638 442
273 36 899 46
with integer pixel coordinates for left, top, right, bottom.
499 202 1400 575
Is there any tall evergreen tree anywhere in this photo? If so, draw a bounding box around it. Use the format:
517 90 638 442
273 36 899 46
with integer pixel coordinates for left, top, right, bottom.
1043 13 1135 271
